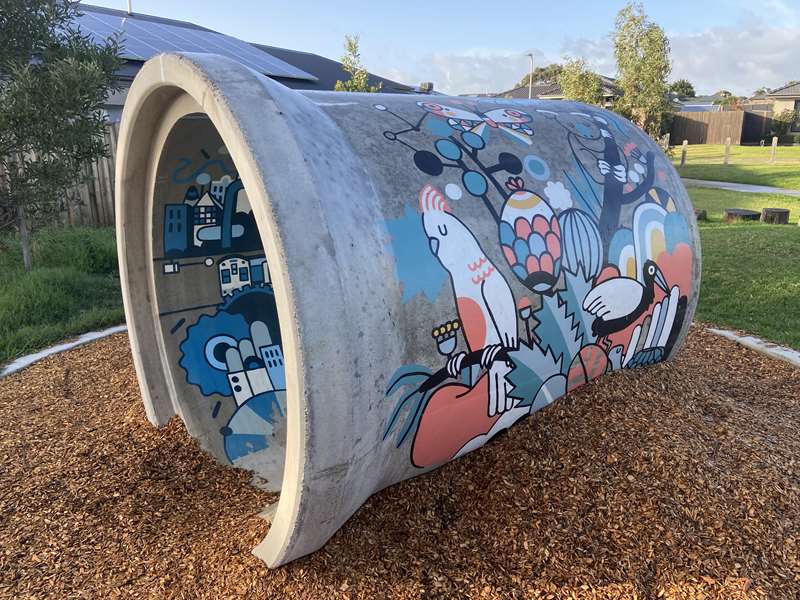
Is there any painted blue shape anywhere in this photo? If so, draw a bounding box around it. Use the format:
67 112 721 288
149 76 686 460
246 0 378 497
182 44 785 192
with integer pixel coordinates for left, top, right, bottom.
575 123 593 138
463 171 488 196
462 131 486 150
260 344 286 390
664 212 690 253
248 391 279 423
425 117 454 137
524 154 551 181
435 139 462 160
499 221 515 247
224 433 269 461
386 206 448 304
164 204 189 254
179 310 251 397
513 238 530 263
608 228 634 268
559 208 603 277
512 264 527 281
528 234 546 256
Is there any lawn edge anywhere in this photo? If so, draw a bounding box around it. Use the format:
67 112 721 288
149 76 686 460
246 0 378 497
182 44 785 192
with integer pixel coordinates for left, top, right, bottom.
0 324 127 379
706 327 800 368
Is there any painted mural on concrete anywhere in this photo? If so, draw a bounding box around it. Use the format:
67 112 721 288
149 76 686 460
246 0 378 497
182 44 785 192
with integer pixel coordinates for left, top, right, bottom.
379 101 692 469
155 141 285 469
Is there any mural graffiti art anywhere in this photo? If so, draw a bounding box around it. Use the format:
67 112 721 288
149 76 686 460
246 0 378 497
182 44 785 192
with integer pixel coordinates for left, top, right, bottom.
117 53 698 568
379 102 693 469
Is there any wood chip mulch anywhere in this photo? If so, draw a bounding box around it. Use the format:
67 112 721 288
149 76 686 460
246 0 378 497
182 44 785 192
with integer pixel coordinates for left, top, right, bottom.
0 325 798 599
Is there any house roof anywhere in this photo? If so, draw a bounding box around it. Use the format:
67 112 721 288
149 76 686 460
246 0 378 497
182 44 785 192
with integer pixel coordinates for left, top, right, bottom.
767 82 800 97
492 75 622 100
251 44 413 93
75 3 316 81
75 3 411 93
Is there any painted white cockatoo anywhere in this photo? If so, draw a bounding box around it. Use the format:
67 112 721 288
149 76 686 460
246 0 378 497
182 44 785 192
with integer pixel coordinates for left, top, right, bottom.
419 184 518 416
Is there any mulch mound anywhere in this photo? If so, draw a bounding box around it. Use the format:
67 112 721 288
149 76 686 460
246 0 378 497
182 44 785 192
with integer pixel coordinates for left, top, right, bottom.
0 326 798 599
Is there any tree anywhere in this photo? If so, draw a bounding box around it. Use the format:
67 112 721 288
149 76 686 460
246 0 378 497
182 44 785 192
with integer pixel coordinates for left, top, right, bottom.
772 109 799 138
516 63 563 88
0 0 121 271
612 2 671 137
334 34 381 93
558 58 602 105
669 79 695 98
713 95 745 110
752 87 769 96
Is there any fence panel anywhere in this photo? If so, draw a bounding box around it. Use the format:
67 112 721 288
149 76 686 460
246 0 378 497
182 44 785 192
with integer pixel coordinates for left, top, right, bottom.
670 111 745 145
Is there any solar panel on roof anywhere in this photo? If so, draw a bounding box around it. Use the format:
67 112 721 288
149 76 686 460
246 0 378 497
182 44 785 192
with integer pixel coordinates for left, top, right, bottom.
75 7 317 82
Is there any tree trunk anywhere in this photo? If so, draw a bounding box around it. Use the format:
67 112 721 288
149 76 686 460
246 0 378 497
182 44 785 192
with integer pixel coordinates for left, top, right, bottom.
18 203 33 272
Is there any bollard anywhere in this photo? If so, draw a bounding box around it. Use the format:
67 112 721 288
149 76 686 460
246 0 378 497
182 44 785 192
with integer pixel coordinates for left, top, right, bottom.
115 53 701 567
771 136 778 163
680 140 688 167
724 137 731 165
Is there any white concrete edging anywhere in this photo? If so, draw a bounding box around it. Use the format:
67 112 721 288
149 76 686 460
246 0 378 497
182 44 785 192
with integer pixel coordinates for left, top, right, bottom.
0 324 128 379
706 327 800 368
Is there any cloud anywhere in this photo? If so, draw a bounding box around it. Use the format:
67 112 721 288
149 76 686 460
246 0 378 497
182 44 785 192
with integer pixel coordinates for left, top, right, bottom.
669 20 800 95
382 48 558 96
562 16 800 97
381 6 800 99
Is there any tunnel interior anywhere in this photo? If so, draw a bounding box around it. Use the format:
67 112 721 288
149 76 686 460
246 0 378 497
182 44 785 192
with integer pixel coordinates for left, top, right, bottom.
151 113 286 491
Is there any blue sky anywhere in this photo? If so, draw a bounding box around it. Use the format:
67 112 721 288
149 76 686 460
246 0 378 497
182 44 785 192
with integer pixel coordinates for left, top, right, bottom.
84 0 800 95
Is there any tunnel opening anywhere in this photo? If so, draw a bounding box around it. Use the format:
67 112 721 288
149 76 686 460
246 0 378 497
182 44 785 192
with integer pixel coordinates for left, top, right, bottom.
151 113 287 492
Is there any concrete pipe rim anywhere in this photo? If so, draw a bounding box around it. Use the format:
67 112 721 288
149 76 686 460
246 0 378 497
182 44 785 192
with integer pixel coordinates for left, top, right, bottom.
115 52 306 567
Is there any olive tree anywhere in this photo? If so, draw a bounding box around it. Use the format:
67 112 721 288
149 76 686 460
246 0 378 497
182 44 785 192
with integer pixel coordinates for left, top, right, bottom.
0 0 121 271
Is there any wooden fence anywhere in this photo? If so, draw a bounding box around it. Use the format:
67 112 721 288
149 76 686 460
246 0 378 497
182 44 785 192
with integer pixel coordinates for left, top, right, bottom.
59 122 119 227
669 111 744 145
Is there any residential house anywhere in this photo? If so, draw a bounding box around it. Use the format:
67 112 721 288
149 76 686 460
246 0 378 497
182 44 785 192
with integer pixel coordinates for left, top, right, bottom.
766 82 800 132
485 76 623 108
74 3 413 121
677 95 723 112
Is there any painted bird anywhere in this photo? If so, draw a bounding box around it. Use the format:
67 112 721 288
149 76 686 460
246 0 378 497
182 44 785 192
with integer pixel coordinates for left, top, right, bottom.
582 260 669 340
419 184 518 416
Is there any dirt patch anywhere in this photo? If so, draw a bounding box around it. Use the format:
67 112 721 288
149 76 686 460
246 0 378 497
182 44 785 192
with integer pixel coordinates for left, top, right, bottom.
0 326 798 599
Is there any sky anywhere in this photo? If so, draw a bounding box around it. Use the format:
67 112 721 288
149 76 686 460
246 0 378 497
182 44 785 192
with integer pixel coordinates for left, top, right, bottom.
84 0 800 96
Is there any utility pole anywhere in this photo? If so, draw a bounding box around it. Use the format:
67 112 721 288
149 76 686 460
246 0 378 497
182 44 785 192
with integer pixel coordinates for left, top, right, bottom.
527 53 534 100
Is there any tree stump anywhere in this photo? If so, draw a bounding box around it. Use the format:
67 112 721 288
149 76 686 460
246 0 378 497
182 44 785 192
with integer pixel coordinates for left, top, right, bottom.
761 208 790 224
694 209 708 221
724 208 760 223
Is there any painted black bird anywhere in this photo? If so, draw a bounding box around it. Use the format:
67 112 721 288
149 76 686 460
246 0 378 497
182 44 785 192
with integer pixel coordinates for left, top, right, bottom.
583 260 670 339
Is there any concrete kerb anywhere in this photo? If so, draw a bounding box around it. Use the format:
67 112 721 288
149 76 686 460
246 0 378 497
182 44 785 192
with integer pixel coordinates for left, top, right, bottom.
0 324 128 380
706 327 800 368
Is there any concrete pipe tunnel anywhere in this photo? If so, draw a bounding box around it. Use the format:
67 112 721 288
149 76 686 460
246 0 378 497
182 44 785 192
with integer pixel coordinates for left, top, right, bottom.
116 53 701 567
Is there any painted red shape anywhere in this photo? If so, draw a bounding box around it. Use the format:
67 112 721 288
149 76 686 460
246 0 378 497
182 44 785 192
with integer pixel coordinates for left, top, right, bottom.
550 215 561 237
526 255 540 273
514 217 532 239
457 296 486 351
540 253 554 275
411 375 499 468
532 214 550 237
501 244 516 267
545 232 561 260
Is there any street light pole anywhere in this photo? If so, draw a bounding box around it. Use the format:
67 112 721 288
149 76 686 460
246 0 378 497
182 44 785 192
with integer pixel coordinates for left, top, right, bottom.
527 53 534 100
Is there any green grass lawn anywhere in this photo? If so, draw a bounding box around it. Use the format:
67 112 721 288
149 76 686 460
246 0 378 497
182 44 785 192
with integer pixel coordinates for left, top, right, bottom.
687 187 800 348
0 227 124 366
673 144 800 189
686 186 800 225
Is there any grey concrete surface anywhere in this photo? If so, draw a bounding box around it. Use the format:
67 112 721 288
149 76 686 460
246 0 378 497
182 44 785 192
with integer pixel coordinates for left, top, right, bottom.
682 178 800 197
116 53 701 567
